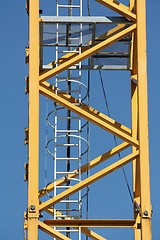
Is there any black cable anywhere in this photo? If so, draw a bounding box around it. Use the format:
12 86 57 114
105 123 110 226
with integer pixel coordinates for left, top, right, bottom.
85 3 91 240
87 0 91 16
98 67 134 203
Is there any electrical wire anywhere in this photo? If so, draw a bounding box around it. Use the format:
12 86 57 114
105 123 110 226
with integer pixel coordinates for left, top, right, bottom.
98 67 134 204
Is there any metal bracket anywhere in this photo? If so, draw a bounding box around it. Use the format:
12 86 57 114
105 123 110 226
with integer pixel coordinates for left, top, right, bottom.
24 163 28 182
24 128 29 145
25 47 29 64
25 0 29 15
29 205 36 213
25 76 29 94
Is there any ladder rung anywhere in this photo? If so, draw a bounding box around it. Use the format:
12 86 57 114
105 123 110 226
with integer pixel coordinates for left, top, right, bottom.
56 130 79 133
56 76 81 80
56 144 79 147
57 90 79 93
68 38 80 40
56 171 78 174
61 200 79 203
61 50 79 53
56 157 79 160
57 50 79 54
56 186 72 189
58 5 80 8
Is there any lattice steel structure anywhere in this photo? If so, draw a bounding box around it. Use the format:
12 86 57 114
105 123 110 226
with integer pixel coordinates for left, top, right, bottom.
24 0 152 239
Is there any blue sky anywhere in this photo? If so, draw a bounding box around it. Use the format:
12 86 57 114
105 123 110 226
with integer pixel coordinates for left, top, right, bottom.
0 0 159 239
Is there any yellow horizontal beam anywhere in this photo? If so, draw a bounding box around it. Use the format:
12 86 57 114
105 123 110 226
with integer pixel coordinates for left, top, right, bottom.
39 82 139 147
39 24 136 82
38 221 71 240
39 150 139 211
44 219 136 228
96 0 136 21
39 141 130 198
43 208 107 240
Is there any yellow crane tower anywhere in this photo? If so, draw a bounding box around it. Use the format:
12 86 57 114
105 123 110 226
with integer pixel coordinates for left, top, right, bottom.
24 0 152 239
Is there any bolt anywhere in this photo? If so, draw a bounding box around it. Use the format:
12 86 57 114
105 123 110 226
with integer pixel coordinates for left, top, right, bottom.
39 213 43 218
30 205 35 211
143 210 148 216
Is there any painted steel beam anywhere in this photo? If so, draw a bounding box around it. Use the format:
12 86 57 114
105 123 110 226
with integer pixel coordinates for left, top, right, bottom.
44 219 136 228
39 151 139 211
38 221 71 240
130 11 141 239
27 0 39 239
39 141 130 198
96 0 136 21
39 82 139 147
39 24 136 82
136 0 152 239
43 208 107 240
81 227 106 240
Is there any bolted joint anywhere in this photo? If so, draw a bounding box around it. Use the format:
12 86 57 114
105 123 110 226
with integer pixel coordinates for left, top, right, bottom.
29 205 36 212
131 77 138 85
24 211 27 219
25 76 29 94
143 210 149 218
24 219 28 230
142 209 152 219
134 201 140 213
24 163 28 182
24 128 29 145
25 47 29 64
39 213 43 218
25 0 29 15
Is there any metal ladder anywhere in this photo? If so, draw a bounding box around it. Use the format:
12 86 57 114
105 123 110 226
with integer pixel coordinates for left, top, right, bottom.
53 0 84 239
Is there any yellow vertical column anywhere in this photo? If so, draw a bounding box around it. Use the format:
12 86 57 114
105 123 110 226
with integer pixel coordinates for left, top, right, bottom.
28 0 39 239
137 0 152 239
131 48 140 239
130 0 141 237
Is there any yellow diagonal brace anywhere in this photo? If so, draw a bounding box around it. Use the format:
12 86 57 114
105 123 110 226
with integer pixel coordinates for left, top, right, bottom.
39 24 136 82
39 151 139 211
81 228 106 240
39 82 139 147
96 0 136 21
39 141 130 198
38 221 71 240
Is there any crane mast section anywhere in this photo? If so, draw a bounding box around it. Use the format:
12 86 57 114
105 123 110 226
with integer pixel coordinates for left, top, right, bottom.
24 0 152 239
